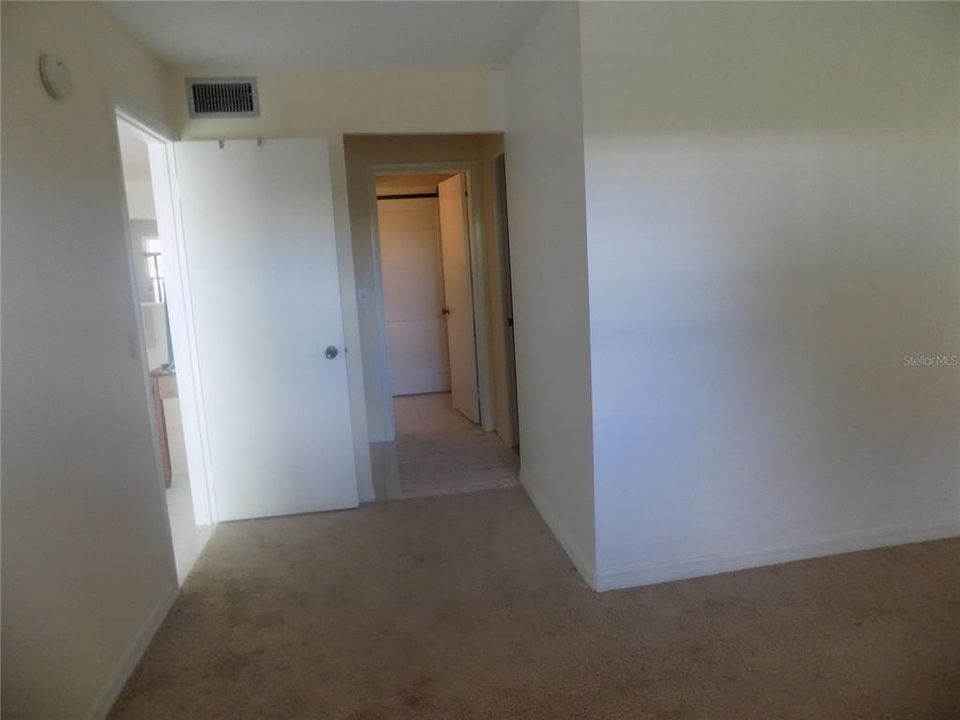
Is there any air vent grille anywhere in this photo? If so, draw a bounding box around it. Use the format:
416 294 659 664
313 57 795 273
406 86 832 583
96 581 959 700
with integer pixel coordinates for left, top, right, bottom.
186 77 259 118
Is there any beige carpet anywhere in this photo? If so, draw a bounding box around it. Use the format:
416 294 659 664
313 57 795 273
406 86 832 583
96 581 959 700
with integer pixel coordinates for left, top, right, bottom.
109 488 960 719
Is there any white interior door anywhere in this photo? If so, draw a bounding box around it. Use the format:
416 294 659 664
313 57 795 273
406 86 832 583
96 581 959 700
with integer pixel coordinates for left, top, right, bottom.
378 197 450 395
174 138 358 521
437 174 480 423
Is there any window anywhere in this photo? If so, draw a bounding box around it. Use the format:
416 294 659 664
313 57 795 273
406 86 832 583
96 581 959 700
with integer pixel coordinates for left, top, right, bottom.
143 237 165 304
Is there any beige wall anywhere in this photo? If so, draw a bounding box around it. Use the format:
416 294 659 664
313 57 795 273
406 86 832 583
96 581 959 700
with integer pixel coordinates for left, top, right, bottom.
177 68 506 499
1 3 181 717
343 134 514 446
580 2 960 588
480 134 515 447
503 3 597 582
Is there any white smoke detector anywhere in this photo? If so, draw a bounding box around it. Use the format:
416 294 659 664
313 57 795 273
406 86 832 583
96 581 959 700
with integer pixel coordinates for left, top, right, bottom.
39 53 72 100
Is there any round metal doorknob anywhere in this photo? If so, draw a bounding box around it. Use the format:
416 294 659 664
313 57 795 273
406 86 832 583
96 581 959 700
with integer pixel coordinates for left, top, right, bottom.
325 346 339 359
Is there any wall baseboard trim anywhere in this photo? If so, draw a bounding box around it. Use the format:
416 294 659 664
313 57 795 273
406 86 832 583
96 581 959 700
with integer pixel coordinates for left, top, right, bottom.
595 516 960 592
521 474 597 589
85 583 178 720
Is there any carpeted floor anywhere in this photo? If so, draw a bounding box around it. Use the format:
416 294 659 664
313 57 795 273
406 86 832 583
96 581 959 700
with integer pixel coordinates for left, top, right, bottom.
109 488 960 719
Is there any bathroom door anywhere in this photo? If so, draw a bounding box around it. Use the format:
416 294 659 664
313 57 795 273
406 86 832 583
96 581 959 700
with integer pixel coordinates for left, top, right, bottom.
174 138 358 521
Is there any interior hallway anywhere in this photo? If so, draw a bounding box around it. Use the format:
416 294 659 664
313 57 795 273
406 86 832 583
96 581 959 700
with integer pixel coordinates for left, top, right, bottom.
371 392 519 500
108 488 960 719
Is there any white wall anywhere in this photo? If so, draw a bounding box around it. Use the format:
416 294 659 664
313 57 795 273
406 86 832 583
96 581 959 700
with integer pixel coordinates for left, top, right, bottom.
123 179 156 220
504 3 596 582
579 2 960 589
1 3 179 718
127 218 158 304
118 120 157 219
177 69 505 499
377 195 451 396
140 303 171 370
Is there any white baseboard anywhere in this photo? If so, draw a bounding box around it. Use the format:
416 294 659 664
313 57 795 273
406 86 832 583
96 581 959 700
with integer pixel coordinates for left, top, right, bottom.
595 516 960 592
85 583 178 720
520 473 597 588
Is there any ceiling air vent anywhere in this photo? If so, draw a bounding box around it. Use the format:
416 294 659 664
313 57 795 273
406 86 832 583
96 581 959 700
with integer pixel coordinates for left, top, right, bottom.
186 77 259 118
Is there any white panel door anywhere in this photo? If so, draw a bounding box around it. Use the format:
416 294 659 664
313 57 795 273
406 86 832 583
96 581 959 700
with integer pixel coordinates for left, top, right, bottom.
437 174 480 423
174 138 358 521
378 197 450 395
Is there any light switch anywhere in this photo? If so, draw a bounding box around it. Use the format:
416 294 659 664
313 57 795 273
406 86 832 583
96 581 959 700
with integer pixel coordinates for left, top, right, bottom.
357 288 370 304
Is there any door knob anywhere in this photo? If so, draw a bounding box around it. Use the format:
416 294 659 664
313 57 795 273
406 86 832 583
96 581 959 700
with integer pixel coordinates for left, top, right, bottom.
441 308 450 315
325 346 339 359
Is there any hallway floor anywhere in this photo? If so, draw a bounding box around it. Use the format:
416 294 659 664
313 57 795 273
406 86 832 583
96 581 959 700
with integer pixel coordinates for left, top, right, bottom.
108 488 959 719
393 392 478 435
371 392 519 500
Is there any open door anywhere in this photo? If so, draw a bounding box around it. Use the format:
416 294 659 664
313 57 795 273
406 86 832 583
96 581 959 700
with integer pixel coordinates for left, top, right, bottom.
437 174 481 424
494 154 520 449
174 138 358 521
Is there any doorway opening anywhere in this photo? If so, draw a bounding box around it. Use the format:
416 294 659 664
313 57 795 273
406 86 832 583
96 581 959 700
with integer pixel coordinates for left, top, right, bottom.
377 171 479 425
494 153 520 451
365 160 520 500
114 111 213 583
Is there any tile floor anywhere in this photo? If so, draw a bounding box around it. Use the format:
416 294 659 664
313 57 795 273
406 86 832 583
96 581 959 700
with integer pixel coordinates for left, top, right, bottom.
371 392 519 501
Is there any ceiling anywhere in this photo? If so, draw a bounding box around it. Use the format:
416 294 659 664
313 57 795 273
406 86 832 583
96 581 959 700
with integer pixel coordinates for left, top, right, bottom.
103 1 549 71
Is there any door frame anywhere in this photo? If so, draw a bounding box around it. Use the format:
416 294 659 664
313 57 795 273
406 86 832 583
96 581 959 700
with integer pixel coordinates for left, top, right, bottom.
493 153 520 449
366 161 494 440
111 99 218 528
